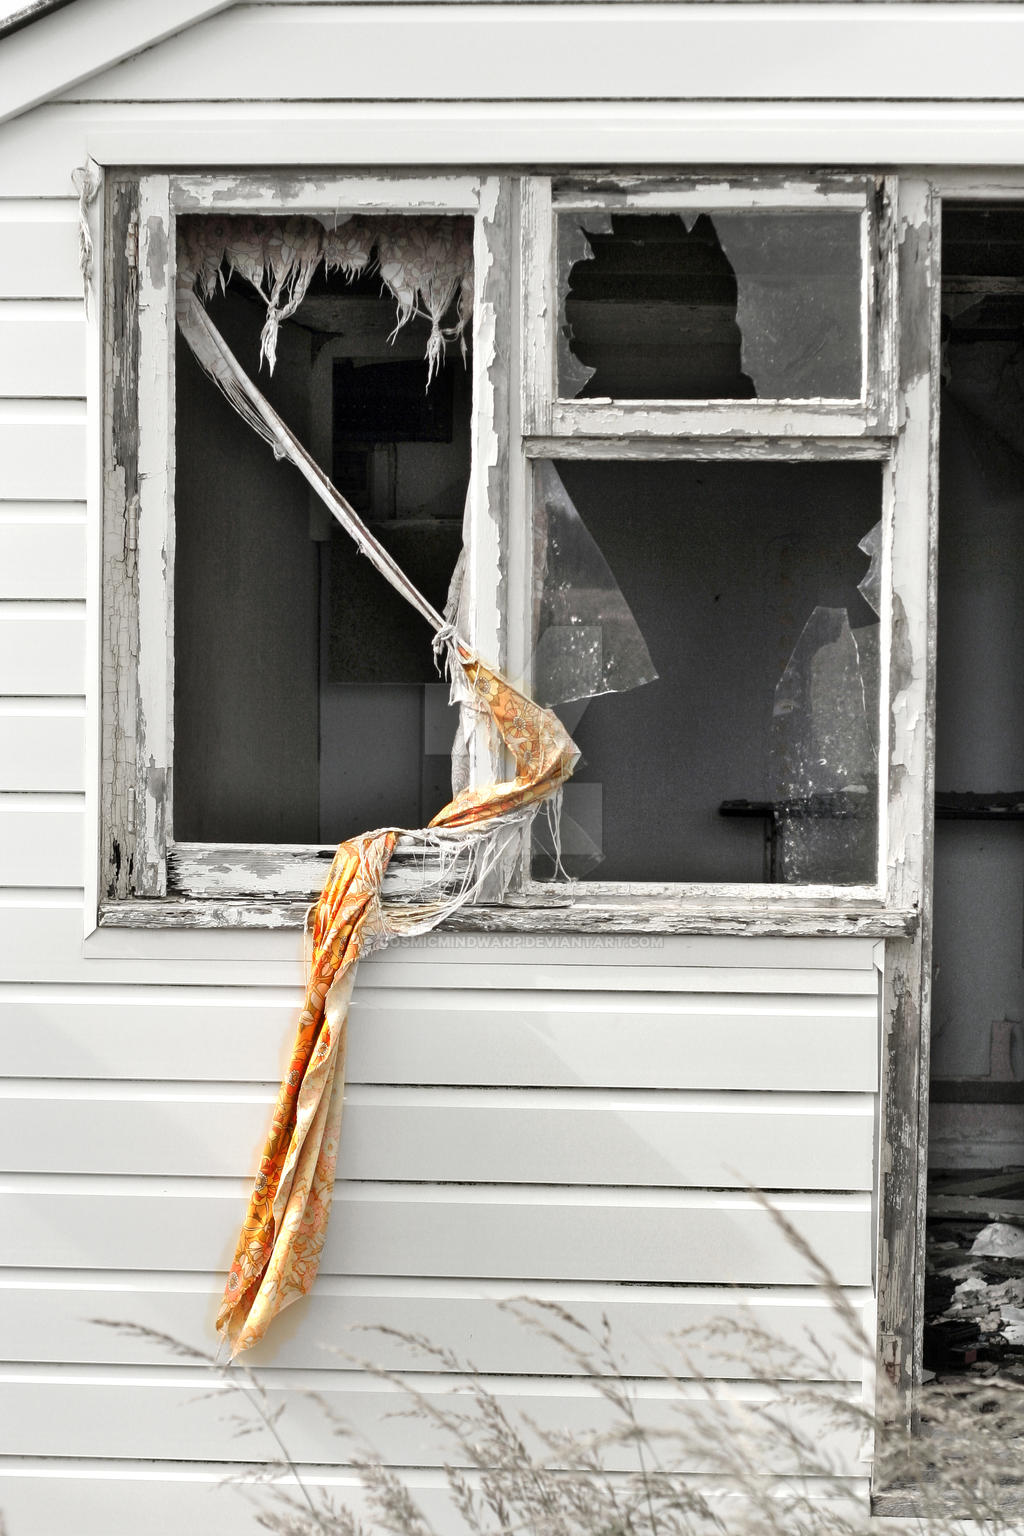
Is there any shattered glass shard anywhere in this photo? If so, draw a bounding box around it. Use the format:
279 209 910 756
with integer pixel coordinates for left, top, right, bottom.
556 208 863 402
857 519 883 616
770 605 879 884
555 213 613 399
531 460 658 707
714 211 863 400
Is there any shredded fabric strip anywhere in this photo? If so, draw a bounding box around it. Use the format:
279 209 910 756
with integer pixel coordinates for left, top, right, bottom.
174 214 578 1356
217 660 577 1356
177 211 473 380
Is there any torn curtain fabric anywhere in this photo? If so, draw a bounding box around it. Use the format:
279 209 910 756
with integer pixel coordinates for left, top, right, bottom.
218 661 577 1355
176 212 578 1355
177 212 473 378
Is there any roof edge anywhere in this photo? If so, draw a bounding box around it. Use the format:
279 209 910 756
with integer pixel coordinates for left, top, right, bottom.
0 0 234 132
0 0 75 44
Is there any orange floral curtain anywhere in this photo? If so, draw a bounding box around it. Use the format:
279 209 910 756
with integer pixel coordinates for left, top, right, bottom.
175 213 578 1356
219 659 577 1355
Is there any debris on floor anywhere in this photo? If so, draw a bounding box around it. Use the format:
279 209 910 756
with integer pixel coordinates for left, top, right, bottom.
926 1171 1024 1377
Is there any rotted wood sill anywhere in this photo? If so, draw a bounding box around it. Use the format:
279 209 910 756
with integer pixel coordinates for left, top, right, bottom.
98 897 917 937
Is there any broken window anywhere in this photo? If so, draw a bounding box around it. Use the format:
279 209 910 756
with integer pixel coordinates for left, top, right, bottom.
530 458 882 885
520 178 891 441
100 172 899 913
557 209 864 401
173 222 471 845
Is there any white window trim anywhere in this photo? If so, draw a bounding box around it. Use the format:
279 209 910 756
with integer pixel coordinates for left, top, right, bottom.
98 171 510 923
96 169 927 939
520 173 896 440
509 175 914 928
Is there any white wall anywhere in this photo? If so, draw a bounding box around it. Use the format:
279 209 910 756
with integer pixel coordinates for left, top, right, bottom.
0 3 929 1529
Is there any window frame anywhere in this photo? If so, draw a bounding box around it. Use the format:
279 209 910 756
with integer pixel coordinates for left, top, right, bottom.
509 174 911 922
98 171 511 923
873 174 1024 1512
520 173 896 439
97 169 923 937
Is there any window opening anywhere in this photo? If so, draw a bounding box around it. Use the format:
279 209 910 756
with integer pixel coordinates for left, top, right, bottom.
173 216 471 845
529 458 882 885
557 209 864 402
925 203 1024 1390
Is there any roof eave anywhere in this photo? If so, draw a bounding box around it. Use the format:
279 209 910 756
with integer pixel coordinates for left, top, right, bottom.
0 0 234 131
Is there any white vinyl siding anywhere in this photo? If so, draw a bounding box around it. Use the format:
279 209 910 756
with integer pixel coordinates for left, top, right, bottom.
0 4 932 1530
0 941 879 1530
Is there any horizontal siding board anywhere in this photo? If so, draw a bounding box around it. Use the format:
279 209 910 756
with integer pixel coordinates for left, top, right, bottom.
0 309 85 397
0 906 313 985
0 987 879 1090
0 713 85 790
0 613 86 694
0 204 81 298
0 1369 862 1473
64 6 1024 104
0 1466 870 1536
361 963 879 996
0 1182 872 1284
0 520 86 598
0 1086 875 1189
0 1273 872 1379
0 802 83 886
0 420 85 500
0 1472 272 1536
0 983 884 1093
0 106 98 198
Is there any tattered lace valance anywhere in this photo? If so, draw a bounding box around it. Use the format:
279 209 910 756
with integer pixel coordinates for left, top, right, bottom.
176 212 473 379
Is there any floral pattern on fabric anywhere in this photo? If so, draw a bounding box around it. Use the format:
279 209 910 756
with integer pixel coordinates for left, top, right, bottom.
217 658 577 1356
177 212 473 378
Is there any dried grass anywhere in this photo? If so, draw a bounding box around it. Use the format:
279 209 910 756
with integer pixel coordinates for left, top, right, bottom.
89 1203 1024 1535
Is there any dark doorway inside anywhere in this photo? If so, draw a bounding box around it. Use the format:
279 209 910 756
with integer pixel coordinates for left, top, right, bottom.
926 203 1024 1383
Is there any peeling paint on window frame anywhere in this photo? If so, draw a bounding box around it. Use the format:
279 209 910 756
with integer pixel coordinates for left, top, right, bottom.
521 173 897 441
98 169 924 942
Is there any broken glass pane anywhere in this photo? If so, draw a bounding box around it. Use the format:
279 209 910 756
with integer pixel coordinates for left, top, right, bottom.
531 460 658 707
769 606 879 885
532 781 605 881
556 209 863 401
528 459 881 885
857 519 883 616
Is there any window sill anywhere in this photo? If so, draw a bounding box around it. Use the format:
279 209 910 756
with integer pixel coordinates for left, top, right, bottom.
98 896 917 938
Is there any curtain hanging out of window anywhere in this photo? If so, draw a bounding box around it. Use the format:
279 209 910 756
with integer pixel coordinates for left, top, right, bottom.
174 213 580 1356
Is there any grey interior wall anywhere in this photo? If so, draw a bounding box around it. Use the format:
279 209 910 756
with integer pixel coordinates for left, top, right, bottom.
931 345 1024 1083
173 289 320 842
553 459 881 884
316 325 470 843
175 279 470 847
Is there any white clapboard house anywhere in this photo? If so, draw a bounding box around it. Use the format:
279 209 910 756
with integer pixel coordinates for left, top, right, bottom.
2 0 1024 1529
